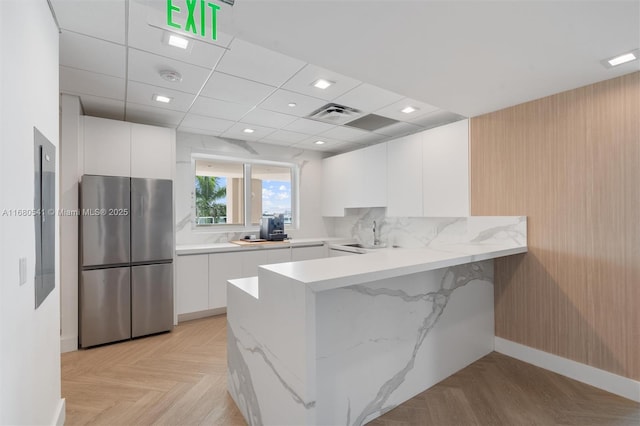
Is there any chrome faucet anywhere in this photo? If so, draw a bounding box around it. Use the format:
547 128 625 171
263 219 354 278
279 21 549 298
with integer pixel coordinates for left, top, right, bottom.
373 220 380 246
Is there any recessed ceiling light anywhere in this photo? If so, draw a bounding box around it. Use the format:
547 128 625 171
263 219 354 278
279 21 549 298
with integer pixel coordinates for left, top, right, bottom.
314 140 326 145
288 102 297 107
160 70 183 83
608 52 637 67
243 128 255 134
602 49 640 68
153 94 172 103
401 106 418 114
312 79 334 90
168 34 189 49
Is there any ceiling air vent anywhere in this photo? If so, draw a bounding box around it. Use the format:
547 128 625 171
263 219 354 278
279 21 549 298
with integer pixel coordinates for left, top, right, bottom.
344 114 400 131
307 103 361 125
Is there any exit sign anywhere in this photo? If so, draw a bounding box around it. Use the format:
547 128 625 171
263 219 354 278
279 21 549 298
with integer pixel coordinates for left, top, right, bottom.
166 0 221 41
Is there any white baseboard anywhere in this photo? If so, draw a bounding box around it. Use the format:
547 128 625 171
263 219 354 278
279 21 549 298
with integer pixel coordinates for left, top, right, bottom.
60 335 78 353
495 337 640 402
53 398 65 426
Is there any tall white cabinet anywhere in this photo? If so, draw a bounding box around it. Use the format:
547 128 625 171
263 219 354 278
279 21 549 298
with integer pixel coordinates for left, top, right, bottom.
83 116 174 179
386 132 424 217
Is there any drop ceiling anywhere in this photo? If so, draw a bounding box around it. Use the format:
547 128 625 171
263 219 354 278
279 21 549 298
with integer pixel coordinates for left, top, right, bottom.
52 0 639 155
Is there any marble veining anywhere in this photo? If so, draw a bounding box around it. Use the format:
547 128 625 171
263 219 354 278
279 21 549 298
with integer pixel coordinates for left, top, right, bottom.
238 325 315 410
227 324 263 426
350 262 491 425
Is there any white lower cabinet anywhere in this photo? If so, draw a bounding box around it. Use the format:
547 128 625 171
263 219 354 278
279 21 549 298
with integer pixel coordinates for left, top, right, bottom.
178 244 328 317
208 252 242 310
292 245 326 261
176 254 209 315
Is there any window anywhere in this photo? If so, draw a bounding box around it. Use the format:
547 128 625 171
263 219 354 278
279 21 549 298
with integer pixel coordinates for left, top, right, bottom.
194 157 297 228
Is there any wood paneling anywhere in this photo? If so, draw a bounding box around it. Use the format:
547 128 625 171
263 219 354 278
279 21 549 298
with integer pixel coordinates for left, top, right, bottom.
470 72 640 380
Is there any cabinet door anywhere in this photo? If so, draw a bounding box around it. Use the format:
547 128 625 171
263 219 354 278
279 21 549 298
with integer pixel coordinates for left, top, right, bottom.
359 143 387 208
292 245 326 261
423 119 469 216
387 133 423 217
209 252 242 310
83 116 131 176
266 247 291 265
131 123 174 179
322 154 349 216
241 250 269 277
176 254 209 315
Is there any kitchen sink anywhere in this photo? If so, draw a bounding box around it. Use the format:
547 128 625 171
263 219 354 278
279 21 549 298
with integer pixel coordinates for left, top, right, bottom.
343 243 387 249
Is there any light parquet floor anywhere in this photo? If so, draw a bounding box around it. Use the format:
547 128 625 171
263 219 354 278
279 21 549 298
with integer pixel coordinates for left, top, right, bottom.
62 315 640 425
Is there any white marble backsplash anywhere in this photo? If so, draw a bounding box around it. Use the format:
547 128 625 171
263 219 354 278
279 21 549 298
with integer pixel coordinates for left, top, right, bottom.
327 208 527 250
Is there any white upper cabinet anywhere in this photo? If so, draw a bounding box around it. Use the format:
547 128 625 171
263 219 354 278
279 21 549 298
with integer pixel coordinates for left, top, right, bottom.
131 123 174 179
422 119 469 216
322 153 350 216
322 143 387 216
83 116 131 176
348 143 387 208
386 132 423 217
83 116 174 179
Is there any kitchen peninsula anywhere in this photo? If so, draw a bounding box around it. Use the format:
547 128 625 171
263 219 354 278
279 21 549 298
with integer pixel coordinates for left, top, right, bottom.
227 216 527 425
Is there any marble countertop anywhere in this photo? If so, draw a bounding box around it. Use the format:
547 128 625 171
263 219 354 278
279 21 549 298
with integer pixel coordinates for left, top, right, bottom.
261 244 527 292
176 237 347 255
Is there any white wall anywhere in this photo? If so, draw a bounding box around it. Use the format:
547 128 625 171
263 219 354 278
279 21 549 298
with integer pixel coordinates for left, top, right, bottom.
175 132 328 245
59 95 83 353
0 0 64 424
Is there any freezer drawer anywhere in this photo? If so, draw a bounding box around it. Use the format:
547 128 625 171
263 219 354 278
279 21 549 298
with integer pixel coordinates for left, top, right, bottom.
131 178 173 263
81 175 130 267
80 267 131 348
132 263 173 338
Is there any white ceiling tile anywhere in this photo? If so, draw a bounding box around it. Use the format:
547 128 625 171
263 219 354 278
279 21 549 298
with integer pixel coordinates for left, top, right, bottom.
220 123 277 141
127 81 196 112
333 83 405 113
283 118 337 135
216 38 306 87
60 66 126 100
127 0 227 69
125 103 184 127
177 125 228 138
240 109 298 129
409 111 467 129
282 64 361 101
128 48 211 95
294 137 357 153
80 95 125 121
320 126 374 143
50 0 126 44
200 72 276 105
373 121 423 137
180 113 235 134
60 31 126 78
374 98 441 121
259 130 310 145
190 96 254 121
258 89 327 118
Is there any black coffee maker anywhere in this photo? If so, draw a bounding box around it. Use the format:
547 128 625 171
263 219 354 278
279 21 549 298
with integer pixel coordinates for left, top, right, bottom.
260 214 288 241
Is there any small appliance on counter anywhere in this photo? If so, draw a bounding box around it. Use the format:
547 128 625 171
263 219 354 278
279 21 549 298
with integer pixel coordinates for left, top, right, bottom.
260 214 288 241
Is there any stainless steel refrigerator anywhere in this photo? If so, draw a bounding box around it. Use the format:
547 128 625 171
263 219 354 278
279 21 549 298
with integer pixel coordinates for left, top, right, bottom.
79 175 173 348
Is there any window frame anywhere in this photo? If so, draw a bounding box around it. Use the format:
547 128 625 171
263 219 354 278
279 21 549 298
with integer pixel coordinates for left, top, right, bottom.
192 154 299 231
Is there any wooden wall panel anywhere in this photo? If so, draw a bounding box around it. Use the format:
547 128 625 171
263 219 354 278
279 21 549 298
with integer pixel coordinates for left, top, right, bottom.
470 72 639 380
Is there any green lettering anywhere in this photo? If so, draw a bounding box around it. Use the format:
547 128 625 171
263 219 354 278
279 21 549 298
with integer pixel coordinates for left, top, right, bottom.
207 2 220 40
185 0 198 34
200 0 205 36
166 0 181 29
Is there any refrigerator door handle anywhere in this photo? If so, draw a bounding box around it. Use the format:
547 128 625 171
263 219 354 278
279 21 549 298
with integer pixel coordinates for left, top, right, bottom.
138 196 144 217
